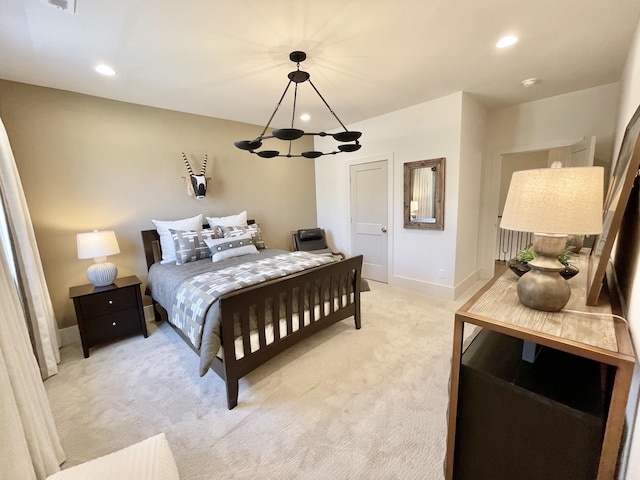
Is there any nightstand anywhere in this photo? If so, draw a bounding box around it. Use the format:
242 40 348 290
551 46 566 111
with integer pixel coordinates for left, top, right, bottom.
69 275 148 358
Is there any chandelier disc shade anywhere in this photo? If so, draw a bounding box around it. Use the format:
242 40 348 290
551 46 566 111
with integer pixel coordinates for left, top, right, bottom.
234 51 362 158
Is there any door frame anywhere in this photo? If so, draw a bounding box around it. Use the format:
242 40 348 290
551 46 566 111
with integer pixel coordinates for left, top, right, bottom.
478 138 585 279
346 153 394 283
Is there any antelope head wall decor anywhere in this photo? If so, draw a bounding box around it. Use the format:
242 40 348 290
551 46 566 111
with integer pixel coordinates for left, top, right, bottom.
180 152 211 199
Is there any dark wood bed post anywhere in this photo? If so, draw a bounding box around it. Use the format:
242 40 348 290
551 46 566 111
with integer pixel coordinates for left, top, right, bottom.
219 303 241 409
226 380 239 410
354 267 362 330
151 301 163 322
140 229 166 322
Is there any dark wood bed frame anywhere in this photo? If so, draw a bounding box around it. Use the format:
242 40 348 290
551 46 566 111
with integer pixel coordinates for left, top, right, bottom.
141 228 363 409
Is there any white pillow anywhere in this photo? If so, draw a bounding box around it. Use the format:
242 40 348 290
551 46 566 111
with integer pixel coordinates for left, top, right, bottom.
151 214 203 264
204 234 258 262
206 211 247 227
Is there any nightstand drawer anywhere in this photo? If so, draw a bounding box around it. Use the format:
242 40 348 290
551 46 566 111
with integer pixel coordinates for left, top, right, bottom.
78 286 137 317
85 309 141 344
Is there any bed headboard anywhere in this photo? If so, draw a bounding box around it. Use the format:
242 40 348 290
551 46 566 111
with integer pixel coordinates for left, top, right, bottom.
140 219 257 271
141 229 161 271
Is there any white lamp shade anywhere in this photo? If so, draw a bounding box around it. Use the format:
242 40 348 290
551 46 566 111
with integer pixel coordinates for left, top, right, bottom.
500 166 604 235
77 230 120 260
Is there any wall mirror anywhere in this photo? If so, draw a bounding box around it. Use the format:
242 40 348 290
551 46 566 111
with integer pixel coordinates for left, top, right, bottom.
404 157 445 230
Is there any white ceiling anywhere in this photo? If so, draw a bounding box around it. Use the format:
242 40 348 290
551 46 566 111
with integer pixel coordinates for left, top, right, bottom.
1 0 640 132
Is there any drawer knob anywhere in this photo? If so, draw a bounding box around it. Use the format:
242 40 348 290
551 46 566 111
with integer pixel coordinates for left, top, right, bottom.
112 322 117 326
108 300 113 305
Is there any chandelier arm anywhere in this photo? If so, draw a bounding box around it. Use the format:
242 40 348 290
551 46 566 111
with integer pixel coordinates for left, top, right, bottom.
307 78 349 132
291 83 299 129
259 79 294 138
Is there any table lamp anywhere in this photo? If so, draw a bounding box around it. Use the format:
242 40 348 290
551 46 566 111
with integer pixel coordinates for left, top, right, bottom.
77 230 120 287
410 200 419 218
500 166 603 312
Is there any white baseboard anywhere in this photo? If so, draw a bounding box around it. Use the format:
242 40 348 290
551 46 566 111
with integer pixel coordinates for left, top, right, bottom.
453 268 482 298
59 325 80 347
389 275 455 299
144 304 155 321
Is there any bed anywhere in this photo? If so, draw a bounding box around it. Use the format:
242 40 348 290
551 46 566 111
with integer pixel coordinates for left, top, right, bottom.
140 224 363 409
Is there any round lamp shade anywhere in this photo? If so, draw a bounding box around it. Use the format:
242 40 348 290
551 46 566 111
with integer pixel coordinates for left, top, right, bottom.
500 166 604 235
77 230 120 259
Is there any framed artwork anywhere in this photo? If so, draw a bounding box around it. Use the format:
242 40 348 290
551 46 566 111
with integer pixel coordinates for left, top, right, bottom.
587 104 640 305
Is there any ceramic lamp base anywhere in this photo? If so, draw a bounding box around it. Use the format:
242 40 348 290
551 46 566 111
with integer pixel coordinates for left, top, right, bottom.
517 268 571 312
516 233 570 312
87 262 117 287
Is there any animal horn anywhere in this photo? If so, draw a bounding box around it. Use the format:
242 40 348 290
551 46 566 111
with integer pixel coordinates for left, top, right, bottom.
182 152 194 175
201 154 207 175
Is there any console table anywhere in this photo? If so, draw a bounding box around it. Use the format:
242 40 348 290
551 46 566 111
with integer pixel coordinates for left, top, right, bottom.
445 255 635 479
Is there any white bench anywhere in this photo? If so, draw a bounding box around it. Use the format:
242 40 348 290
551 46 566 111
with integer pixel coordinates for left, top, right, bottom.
46 433 179 480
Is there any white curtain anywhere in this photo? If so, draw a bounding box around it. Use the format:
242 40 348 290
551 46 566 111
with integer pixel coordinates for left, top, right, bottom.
0 226 65 478
411 167 436 219
0 117 60 379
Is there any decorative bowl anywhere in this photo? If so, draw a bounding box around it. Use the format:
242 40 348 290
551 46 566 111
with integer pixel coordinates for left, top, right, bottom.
559 263 579 280
507 259 530 277
507 259 579 280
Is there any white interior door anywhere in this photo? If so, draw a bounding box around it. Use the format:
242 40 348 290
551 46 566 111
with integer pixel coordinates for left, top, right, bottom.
568 136 596 166
349 160 388 282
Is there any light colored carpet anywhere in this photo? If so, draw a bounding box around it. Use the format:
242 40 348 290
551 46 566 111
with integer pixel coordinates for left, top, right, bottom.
45 280 484 479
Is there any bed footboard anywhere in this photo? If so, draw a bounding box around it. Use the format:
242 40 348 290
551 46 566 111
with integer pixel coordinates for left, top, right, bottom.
217 254 363 409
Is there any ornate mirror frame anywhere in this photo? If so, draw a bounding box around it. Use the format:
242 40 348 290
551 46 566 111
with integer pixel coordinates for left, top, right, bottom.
403 157 445 230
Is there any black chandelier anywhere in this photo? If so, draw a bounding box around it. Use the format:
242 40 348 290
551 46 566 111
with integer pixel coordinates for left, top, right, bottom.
234 51 362 158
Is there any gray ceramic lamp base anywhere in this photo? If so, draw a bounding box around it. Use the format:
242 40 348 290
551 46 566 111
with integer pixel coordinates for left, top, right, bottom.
517 268 571 312
86 262 118 287
517 233 571 312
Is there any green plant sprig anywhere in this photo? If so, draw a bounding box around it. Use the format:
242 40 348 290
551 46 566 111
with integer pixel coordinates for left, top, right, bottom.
515 247 571 265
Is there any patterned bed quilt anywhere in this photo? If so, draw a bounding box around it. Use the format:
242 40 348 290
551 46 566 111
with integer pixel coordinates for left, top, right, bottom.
147 249 337 376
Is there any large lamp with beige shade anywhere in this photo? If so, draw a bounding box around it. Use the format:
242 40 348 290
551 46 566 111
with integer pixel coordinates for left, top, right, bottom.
500 167 604 312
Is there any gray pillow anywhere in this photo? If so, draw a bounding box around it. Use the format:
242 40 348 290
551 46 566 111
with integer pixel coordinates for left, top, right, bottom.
151 214 203 264
170 227 222 265
204 234 259 262
221 224 265 249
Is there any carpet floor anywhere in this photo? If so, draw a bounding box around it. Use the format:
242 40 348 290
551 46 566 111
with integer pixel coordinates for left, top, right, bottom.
45 279 484 479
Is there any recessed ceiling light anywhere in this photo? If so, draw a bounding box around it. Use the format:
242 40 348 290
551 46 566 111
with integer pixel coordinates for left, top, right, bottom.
496 35 518 48
300 113 311 122
95 64 116 76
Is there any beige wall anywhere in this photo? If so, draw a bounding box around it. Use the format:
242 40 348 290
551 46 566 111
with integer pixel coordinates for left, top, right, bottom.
498 150 549 214
0 80 317 329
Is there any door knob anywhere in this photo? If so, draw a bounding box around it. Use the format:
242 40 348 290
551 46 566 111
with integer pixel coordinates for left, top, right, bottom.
381 227 387 233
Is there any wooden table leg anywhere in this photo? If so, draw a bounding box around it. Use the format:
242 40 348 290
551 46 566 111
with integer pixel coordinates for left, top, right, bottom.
597 362 634 479
445 317 465 480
